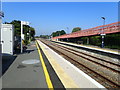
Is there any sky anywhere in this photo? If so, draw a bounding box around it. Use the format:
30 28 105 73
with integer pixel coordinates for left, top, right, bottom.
2 2 118 36
2 0 120 2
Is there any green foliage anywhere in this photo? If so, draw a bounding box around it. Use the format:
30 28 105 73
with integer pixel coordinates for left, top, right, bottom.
29 27 35 37
104 33 120 49
89 36 101 46
4 20 21 36
81 37 89 44
61 30 66 35
40 35 49 39
81 33 120 49
4 20 36 45
35 36 40 38
51 30 66 37
52 32 56 37
72 27 81 33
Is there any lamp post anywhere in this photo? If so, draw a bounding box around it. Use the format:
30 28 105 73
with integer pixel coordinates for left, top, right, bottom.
101 17 106 48
0 0 4 81
0 0 4 46
21 21 23 53
27 23 31 42
21 21 29 53
0 1 4 51
29 28 31 42
66 27 69 42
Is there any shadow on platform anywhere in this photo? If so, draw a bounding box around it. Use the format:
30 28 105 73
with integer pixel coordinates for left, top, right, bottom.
2 45 38 75
2 54 17 75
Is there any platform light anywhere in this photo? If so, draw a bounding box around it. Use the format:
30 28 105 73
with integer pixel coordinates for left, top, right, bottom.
101 17 106 48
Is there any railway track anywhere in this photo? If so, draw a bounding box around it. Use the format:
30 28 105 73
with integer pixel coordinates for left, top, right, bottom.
39 39 120 89
50 42 120 73
53 41 120 67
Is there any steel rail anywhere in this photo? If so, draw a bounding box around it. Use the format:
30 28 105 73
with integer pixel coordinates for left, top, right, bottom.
40 39 120 88
42 39 120 73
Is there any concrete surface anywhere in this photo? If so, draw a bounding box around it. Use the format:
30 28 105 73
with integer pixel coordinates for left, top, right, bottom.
2 42 48 88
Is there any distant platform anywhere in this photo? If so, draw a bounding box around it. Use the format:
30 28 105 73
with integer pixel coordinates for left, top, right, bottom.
52 40 119 56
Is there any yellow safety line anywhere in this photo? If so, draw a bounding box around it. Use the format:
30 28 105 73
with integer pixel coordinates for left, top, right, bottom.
38 40 79 88
36 41 54 90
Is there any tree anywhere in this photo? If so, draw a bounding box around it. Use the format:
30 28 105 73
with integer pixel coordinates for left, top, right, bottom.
51 30 66 37
60 30 66 35
6 20 21 36
72 27 81 33
40 35 49 39
29 27 35 40
4 20 36 44
56 31 61 36
29 27 35 37
51 32 56 37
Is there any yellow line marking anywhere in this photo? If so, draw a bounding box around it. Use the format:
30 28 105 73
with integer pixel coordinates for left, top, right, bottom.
36 41 54 90
38 40 79 88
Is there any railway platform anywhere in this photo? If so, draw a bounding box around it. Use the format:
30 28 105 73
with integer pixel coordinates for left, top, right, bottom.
1 40 106 89
2 41 64 89
37 40 105 88
52 40 119 56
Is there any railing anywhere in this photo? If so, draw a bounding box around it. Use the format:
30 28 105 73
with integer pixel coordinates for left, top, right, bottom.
52 22 120 40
